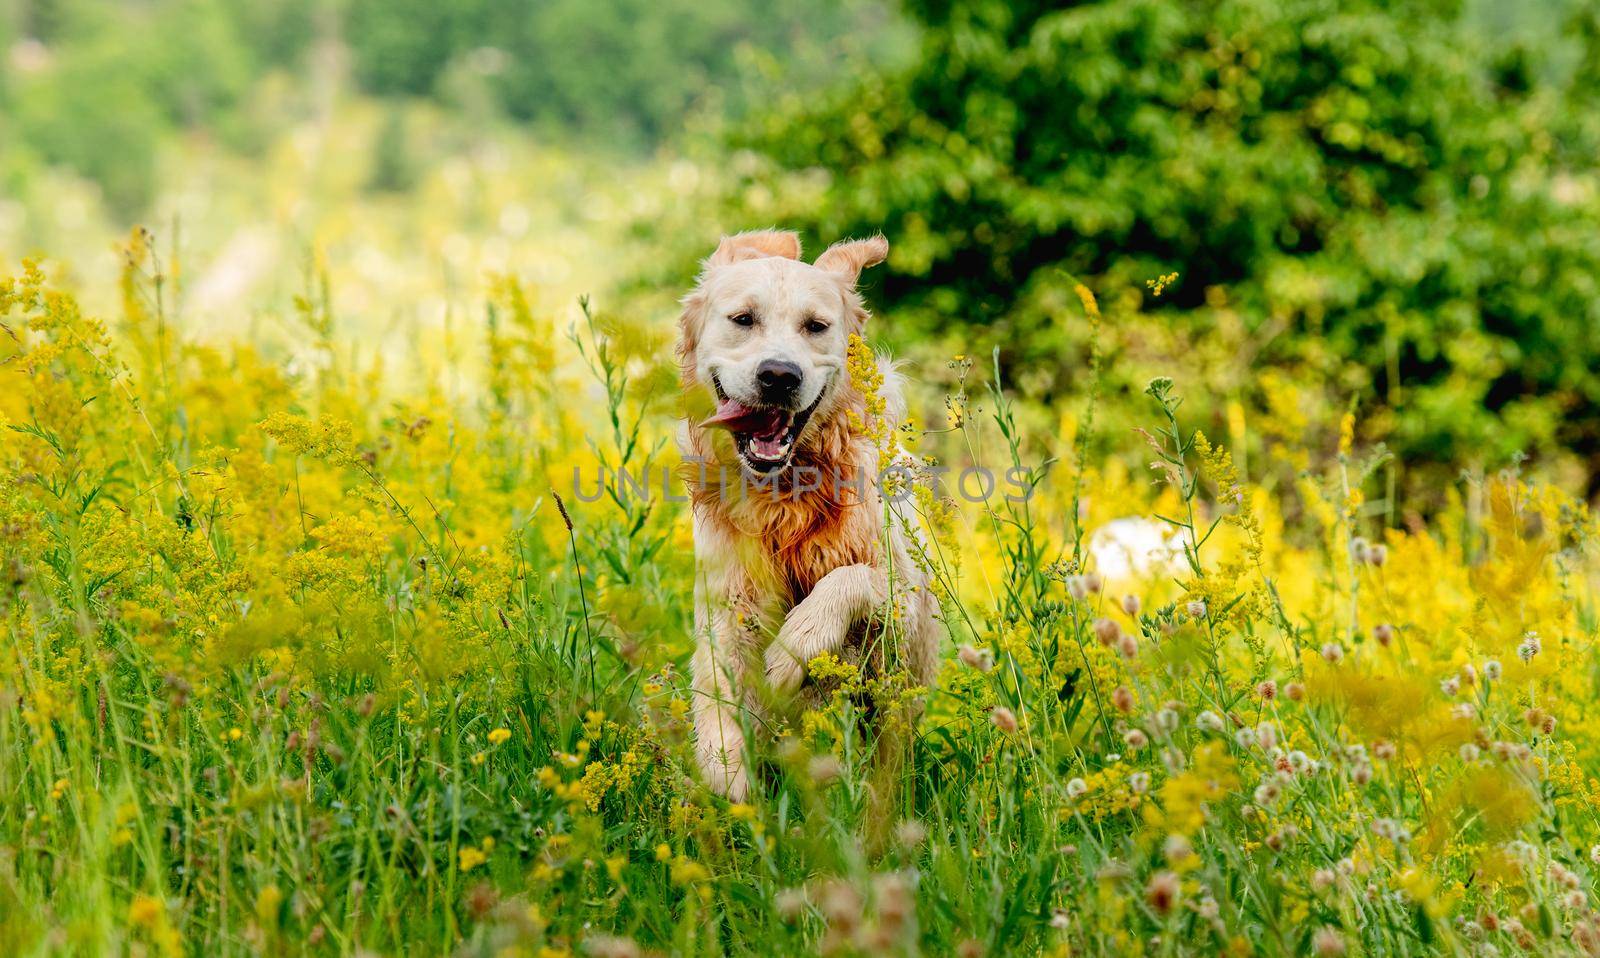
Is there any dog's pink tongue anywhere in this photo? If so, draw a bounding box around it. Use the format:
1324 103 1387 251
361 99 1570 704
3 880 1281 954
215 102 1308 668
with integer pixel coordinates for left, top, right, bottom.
701 397 785 434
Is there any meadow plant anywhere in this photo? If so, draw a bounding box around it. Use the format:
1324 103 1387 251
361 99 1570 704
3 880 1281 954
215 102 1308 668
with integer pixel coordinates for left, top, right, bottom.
3 245 1600 956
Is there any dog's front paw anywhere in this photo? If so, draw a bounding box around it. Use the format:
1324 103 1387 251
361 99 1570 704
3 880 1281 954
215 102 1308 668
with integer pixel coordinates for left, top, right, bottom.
765 643 806 698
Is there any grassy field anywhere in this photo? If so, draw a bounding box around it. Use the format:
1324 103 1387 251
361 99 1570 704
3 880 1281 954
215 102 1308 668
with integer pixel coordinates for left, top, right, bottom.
3 234 1599 957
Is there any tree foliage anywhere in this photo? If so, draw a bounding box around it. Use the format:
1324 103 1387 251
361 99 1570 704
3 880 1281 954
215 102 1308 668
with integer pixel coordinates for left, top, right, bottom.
733 0 1600 491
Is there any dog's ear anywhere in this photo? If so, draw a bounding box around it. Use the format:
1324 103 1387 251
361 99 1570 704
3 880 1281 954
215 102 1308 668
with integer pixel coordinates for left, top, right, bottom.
815 235 888 284
706 230 802 267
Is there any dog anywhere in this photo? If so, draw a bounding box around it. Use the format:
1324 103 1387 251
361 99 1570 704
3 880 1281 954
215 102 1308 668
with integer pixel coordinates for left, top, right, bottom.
675 229 941 801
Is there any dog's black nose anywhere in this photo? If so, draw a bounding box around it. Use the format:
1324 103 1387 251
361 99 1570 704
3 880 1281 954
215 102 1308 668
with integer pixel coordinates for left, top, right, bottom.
756 359 803 403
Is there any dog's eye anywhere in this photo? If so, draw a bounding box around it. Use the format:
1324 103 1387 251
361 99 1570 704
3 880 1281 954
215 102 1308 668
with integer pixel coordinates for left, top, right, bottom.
803 318 830 334
729 312 755 327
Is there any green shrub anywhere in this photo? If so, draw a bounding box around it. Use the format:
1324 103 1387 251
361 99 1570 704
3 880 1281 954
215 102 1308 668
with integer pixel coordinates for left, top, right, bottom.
728 0 1600 497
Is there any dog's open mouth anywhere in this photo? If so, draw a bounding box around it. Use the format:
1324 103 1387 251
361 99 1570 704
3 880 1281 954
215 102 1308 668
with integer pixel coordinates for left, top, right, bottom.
701 377 820 473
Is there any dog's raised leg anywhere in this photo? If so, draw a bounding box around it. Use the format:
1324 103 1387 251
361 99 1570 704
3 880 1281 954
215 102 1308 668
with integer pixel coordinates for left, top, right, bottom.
765 563 888 696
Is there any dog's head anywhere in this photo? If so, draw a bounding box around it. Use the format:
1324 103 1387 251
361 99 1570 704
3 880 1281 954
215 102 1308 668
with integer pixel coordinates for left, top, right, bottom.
678 230 888 476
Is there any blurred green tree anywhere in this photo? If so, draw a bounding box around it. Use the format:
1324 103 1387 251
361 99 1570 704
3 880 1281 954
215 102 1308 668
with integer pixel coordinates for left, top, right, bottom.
343 0 911 148
730 0 1600 494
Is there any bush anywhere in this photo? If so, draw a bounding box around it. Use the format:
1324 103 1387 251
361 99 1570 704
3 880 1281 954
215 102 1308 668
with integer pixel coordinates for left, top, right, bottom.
729 0 1600 498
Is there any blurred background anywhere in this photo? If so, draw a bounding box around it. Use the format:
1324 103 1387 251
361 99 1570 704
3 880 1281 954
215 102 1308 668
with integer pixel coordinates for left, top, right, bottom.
2 0 1599 512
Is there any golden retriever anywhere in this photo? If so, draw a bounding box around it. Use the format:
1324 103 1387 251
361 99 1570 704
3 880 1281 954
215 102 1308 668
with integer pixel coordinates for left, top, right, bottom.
675 229 940 800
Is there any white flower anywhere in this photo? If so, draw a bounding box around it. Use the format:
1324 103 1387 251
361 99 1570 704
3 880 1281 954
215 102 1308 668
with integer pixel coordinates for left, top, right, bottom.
1255 722 1278 750
1066 777 1088 798
1154 708 1180 732
1517 631 1541 662
1197 710 1225 733
1483 659 1502 681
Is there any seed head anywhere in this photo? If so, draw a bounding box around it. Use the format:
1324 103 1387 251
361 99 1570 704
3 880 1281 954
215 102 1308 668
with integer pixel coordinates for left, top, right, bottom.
1093 617 1121 646
1145 871 1180 915
990 706 1019 734
1112 685 1135 713
957 643 993 672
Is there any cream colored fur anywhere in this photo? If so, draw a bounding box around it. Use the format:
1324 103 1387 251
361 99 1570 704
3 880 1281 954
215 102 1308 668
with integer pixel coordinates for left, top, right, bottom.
675 230 941 800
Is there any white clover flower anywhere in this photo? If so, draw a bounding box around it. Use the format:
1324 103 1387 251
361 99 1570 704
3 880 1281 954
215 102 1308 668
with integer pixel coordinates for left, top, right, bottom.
1256 722 1278 750
1483 659 1502 681
1066 777 1087 798
1154 708 1180 732
1518 631 1541 663
1198 710 1225 733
